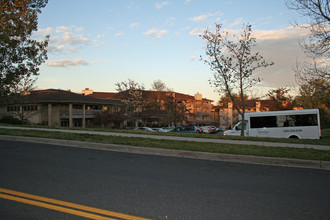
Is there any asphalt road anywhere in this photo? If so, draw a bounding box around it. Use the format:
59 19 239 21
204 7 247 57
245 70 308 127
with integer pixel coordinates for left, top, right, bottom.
1 140 330 220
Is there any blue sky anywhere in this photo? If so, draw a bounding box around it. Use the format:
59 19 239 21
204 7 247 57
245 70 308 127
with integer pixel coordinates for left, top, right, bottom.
35 0 309 102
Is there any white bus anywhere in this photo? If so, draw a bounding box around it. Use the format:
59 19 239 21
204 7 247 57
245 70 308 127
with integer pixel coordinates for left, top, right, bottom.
223 109 321 139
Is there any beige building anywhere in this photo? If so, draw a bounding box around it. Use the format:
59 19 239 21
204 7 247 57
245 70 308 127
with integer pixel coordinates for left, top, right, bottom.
1 89 125 128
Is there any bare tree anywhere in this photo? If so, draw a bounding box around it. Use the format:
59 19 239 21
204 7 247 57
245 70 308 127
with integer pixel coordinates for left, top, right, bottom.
163 93 187 127
201 24 274 136
151 79 169 91
7 75 38 124
115 79 145 127
294 59 329 84
286 0 330 58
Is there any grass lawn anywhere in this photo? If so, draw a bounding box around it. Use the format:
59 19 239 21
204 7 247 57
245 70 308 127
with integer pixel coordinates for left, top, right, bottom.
1 123 330 145
0 127 329 161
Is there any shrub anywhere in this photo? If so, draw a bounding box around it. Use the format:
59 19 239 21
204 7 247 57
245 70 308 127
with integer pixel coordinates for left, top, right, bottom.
0 116 22 125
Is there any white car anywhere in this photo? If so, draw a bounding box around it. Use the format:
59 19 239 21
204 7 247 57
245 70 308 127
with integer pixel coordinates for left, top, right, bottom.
134 127 155 131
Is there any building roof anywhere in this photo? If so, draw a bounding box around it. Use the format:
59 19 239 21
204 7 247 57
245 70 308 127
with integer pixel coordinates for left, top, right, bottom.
86 92 117 100
16 89 125 106
103 90 213 102
215 99 300 110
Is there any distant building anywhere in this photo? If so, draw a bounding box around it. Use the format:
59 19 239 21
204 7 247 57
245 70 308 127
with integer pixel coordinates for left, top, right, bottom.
83 88 213 127
0 89 125 128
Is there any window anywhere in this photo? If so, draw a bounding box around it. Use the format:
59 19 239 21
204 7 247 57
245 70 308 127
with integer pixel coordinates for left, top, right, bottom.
22 105 38 112
236 122 247 130
250 116 277 128
7 106 20 112
250 114 318 128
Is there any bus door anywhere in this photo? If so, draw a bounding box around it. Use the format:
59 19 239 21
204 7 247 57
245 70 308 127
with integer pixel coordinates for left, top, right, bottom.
233 121 248 136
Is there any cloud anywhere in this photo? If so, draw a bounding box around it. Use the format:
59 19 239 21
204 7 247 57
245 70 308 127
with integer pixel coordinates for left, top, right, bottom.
35 26 90 54
228 17 243 28
251 27 310 88
190 27 205 35
165 16 175 25
143 28 169 38
189 15 208 22
127 1 139 9
130 22 140 29
189 56 197 61
115 31 124 37
184 0 192 4
56 26 70 33
56 45 65 50
198 25 311 90
75 27 84 32
155 1 170 9
254 26 309 41
189 11 223 23
61 32 89 45
47 58 90 67
34 27 53 38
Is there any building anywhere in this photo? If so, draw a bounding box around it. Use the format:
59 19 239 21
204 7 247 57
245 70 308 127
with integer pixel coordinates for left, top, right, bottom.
82 88 214 127
1 89 125 128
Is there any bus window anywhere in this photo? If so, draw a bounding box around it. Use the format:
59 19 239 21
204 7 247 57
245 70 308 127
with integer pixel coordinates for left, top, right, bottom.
250 116 277 128
250 114 318 128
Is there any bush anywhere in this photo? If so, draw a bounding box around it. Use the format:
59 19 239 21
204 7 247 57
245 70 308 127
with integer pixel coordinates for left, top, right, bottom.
320 109 330 129
0 116 22 125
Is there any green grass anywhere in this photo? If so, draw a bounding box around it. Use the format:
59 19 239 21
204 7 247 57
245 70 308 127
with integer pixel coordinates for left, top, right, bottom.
0 128 329 161
1 123 329 145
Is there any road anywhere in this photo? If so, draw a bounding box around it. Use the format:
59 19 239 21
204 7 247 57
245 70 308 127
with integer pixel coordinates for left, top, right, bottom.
1 140 330 219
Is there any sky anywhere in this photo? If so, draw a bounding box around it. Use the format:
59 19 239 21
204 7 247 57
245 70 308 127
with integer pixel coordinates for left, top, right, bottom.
34 0 310 102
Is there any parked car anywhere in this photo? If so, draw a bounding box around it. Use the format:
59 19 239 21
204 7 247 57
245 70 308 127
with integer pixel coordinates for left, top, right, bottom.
152 128 169 132
208 126 218 133
172 126 198 133
161 127 175 132
216 127 225 133
197 126 217 134
134 127 155 131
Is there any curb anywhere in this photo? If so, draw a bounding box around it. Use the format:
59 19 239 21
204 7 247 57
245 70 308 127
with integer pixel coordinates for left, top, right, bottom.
1 135 330 170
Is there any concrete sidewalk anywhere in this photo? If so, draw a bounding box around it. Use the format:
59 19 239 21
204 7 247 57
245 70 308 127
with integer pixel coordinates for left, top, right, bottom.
1 126 329 150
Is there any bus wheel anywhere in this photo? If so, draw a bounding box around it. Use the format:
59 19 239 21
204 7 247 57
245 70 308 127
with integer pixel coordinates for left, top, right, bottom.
289 135 299 139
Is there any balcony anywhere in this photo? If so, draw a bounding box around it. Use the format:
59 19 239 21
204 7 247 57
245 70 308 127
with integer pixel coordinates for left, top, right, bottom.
60 109 100 119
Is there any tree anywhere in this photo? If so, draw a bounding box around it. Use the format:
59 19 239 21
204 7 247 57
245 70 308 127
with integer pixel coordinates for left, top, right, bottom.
151 79 169 91
287 0 329 84
93 109 126 128
218 92 249 106
294 59 329 84
115 79 145 127
163 93 187 126
0 0 49 97
295 78 330 127
286 0 330 58
6 75 38 124
201 24 274 136
266 87 294 110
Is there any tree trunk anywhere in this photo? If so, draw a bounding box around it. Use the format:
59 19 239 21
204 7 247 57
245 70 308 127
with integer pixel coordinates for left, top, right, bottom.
240 113 245 136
